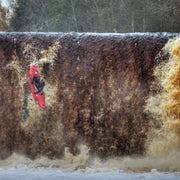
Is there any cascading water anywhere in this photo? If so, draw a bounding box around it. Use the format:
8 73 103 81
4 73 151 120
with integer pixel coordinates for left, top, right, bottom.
0 32 180 179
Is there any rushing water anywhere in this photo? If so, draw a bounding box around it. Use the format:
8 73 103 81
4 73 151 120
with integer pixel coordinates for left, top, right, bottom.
0 33 180 179
0 166 180 180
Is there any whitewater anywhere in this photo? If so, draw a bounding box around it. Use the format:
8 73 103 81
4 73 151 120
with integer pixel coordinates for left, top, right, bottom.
0 150 180 180
0 166 180 180
0 152 180 180
1 33 180 179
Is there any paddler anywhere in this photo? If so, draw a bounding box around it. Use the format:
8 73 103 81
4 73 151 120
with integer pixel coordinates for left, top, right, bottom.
31 76 45 95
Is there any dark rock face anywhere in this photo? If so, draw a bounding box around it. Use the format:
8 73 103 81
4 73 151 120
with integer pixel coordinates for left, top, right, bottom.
0 33 178 159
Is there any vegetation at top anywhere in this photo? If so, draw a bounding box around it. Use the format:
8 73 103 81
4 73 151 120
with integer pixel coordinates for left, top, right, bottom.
0 0 180 32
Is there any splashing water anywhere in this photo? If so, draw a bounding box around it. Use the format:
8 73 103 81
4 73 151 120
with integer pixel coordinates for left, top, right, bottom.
1 34 180 177
144 37 180 169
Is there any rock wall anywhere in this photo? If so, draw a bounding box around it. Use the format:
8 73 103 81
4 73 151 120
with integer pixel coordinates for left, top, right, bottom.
0 32 178 159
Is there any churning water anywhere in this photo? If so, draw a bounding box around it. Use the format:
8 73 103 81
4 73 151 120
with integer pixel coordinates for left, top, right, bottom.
1 34 180 179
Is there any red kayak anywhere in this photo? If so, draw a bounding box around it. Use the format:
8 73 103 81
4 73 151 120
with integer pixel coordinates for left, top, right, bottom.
29 65 46 109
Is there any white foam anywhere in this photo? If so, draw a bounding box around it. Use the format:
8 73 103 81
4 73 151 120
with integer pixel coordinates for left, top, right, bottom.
0 166 179 180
